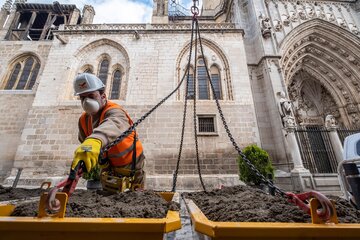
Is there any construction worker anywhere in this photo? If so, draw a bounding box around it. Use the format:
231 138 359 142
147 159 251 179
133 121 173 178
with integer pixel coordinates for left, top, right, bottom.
71 73 145 190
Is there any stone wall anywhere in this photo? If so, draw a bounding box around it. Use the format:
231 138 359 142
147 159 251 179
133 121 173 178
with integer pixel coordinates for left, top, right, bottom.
0 93 34 180
3 24 259 188
0 41 52 180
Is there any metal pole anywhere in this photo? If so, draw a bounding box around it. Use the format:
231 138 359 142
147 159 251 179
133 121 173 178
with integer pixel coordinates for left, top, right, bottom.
12 167 22 188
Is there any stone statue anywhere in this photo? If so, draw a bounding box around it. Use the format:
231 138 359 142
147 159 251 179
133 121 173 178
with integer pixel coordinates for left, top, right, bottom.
274 19 283 31
298 9 307 20
282 14 290 26
283 115 296 128
349 24 359 35
278 91 293 118
307 8 315 18
337 18 347 28
325 115 337 128
260 16 272 38
289 11 298 22
278 91 295 127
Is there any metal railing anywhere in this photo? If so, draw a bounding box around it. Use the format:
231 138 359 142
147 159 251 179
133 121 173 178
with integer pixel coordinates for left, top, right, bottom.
337 128 360 144
295 126 338 173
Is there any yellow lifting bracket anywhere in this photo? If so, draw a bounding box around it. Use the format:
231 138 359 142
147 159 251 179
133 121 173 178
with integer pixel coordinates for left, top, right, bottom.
101 171 141 193
38 192 68 218
310 198 339 224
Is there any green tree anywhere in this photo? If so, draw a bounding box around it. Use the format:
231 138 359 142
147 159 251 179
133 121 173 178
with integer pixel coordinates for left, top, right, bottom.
237 144 274 185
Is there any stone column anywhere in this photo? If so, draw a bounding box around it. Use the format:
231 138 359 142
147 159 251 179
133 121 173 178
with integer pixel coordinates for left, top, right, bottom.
81 5 95 24
151 0 169 24
0 0 12 36
0 9 17 40
283 116 315 191
325 115 343 164
69 8 80 25
0 0 12 30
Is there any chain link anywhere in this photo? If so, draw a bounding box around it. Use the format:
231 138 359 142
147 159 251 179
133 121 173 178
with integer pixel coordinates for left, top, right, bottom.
100 3 287 198
192 20 206 191
171 19 196 192
195 19 287 198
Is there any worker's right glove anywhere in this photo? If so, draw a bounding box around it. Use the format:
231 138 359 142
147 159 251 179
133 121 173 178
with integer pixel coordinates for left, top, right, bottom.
72 138 102 173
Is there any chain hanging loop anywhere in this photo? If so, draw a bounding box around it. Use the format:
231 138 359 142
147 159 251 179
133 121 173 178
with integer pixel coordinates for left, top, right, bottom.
191 0 200 18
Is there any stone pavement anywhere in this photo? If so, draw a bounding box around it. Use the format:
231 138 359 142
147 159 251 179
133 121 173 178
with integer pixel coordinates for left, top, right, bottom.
165 197 204 240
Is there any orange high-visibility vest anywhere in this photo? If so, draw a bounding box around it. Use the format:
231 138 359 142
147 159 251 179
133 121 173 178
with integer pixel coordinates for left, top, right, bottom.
79 101 143 167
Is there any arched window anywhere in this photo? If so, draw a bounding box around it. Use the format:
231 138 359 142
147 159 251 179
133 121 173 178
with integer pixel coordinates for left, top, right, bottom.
110 70 122 99
210 65 222 100
183 58 223 100
84 68 93 74
186 67 194 99
197 58 209 100
98 58 109 85
3 56 40 90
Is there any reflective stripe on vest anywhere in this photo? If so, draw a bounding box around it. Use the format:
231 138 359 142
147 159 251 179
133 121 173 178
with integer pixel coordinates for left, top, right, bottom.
79 101 143 167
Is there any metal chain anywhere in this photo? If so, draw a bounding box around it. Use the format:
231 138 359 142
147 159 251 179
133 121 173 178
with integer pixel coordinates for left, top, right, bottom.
193 19 206 191
195 19 287 198
171 19 196 192
100 21 196 158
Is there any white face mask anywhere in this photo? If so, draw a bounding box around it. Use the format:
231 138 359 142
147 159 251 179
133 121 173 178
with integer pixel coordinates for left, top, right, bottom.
82 97 100 115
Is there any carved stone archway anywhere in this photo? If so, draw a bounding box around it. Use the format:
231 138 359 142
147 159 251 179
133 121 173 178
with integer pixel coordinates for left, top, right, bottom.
280 19 360 128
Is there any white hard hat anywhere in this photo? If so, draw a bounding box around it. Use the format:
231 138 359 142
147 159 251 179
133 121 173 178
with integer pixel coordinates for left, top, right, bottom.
73 73 105 95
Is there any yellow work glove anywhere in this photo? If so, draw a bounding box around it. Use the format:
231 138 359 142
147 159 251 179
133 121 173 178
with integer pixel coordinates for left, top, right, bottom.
72 138 102 173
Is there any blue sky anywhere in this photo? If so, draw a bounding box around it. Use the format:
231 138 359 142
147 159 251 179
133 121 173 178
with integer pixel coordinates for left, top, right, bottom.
19 0 201 23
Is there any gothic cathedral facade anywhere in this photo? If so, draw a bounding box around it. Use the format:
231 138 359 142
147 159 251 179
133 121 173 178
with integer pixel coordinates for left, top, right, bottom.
0 0 359 192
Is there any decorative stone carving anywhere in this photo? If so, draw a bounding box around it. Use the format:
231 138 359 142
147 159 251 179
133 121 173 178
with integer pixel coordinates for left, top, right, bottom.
282 14 290 26
283 115 296 128
325 115 337 128
327 13 336 22
337 18 347 28
316 9 326 19
349 23 359 35
347 103 358 114
260 16 272 38
273 19 283 31
307 7 315 18
298 9 307 20
347 55 358 65
351 113 360 125
289 11 298 22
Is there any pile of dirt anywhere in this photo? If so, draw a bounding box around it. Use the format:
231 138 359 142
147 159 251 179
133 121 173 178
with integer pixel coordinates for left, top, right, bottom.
183 185 360 223
0 185 46 201
10 189 179 218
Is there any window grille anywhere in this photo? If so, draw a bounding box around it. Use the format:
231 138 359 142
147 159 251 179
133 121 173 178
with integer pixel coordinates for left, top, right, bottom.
185 58 222 100
198 116 216 133
198 58 209 99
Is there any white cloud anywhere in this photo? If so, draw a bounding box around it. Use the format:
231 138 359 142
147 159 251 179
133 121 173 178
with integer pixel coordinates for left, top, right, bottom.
22 0 202 23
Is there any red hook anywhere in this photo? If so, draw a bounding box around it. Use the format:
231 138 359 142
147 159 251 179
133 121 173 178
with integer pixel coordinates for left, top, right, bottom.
46 164 83 211
286 191 335 222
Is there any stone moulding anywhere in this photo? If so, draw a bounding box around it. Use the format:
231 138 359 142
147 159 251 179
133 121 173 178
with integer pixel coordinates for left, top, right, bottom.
59 23 241 34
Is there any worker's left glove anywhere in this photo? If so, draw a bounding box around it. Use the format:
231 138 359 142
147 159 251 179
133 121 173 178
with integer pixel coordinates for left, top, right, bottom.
72 138 102 173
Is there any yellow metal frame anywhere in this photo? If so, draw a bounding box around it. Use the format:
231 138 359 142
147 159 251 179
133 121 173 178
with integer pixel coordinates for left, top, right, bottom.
185 198 360 240
0 192 181 240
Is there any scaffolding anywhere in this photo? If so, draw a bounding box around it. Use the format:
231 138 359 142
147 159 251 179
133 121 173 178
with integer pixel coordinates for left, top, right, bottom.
168 0 190 17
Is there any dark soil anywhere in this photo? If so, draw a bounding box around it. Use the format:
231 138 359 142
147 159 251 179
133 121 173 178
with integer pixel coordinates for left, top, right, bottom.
183 185 360 223
0 185 46 201
9 189 179 218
